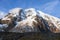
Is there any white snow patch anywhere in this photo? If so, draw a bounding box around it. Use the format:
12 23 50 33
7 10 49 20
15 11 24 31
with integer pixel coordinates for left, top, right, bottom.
37 10 60 30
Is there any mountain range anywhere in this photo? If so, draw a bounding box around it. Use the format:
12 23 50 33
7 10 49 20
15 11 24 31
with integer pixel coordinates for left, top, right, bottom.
0 8 60 33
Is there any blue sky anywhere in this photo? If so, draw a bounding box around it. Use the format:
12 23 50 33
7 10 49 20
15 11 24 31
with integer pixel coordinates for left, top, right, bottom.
0 0 60 18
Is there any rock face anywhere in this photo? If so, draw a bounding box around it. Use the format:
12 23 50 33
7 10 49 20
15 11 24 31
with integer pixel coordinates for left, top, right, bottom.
2 8 26 22
0 8 60 33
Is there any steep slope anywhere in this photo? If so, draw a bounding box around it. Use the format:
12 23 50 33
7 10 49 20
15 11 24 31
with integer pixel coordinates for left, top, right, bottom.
37 11 60 33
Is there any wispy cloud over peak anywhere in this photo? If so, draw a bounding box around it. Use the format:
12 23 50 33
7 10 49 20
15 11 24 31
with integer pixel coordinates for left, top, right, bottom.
41 0 59 13
0 11 7 19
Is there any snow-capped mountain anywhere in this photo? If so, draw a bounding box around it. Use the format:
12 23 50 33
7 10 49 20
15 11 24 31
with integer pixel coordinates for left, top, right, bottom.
0 8 60 33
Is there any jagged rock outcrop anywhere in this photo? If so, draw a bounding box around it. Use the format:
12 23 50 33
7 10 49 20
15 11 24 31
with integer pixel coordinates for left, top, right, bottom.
2 8 26 22
0 8 60 33
0 8 26 31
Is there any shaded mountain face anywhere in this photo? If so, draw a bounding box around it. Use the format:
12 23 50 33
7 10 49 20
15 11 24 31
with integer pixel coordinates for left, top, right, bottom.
0 8 60 33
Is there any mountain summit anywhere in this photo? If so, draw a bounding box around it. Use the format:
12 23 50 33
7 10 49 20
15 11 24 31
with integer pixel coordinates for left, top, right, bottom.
0 8 60 33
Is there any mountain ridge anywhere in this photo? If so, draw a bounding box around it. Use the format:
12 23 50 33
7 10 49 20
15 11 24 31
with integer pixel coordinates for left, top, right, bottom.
0 8 60 33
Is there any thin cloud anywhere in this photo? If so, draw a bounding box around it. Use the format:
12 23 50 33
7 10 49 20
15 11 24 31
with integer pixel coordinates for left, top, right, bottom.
0 11 7 19
41 0 59 13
